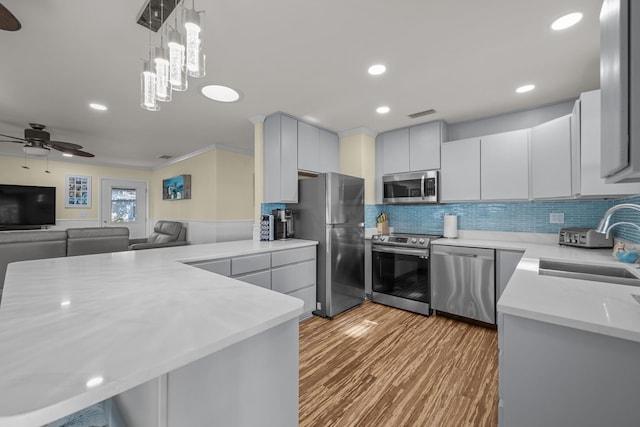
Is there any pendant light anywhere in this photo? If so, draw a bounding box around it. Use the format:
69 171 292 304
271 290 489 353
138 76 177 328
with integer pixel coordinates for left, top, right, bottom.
168 0 187 91
154 1 171 102
184 2 205 78
141 60 160 111
141 2 160 111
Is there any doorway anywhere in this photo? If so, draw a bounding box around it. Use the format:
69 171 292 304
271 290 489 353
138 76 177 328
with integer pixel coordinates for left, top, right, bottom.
100 178 148 239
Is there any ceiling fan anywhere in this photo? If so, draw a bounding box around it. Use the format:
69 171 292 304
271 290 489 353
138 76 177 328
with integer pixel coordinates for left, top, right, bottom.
0 2 21 31
0 123 95 157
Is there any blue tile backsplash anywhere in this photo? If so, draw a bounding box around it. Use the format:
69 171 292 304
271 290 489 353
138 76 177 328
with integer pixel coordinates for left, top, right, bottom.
366 200 616 235
266 194 640 244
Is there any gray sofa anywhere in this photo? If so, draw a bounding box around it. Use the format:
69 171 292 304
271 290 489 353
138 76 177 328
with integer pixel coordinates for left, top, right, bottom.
0 227 130 292
0 230 68 292
128 221 187 250
67 227 130 256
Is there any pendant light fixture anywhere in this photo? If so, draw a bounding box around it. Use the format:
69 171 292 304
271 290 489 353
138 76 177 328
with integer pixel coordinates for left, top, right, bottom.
139 0 206 110
154 1 171 102
184 1 205 78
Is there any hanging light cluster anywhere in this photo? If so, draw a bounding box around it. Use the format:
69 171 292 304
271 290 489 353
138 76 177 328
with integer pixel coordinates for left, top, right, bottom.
141 0 205 111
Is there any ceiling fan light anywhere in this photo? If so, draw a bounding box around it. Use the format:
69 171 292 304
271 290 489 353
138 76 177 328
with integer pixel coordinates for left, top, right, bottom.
23 145 50 156
154 47 172 102
141 61 160 111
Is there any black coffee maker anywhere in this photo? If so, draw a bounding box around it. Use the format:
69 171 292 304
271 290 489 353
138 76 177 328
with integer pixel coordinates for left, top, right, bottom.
272 209 294 240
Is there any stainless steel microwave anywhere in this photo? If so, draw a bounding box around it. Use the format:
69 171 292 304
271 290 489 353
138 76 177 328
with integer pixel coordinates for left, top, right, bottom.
382 170 439 204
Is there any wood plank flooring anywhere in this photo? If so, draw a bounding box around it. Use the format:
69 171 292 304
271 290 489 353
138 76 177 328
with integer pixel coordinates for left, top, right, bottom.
299 301 498 427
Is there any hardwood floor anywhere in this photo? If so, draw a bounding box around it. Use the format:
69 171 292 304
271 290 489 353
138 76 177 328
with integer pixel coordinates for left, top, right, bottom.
299 301 498 427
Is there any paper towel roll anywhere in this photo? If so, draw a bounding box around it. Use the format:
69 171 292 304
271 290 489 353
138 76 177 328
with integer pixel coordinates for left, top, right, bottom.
443 214 458 238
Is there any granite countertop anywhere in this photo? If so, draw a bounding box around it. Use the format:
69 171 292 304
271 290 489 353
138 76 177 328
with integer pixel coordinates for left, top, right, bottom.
0 239 317 426
432 237 640 343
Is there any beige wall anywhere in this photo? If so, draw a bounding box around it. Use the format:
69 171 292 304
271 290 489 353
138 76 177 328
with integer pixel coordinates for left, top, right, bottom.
0 155 149 220
151 149 254 221
339 133 376 204
0 147 254 223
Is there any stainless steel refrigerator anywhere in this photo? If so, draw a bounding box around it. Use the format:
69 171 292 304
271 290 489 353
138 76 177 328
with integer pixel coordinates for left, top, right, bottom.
293 173 365 318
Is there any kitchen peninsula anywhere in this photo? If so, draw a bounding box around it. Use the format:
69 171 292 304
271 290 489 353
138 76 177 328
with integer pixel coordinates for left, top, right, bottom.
0 239 317 427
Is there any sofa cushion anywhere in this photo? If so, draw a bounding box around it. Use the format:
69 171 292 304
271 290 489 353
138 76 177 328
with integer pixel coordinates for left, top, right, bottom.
67 227 130 256
0 230 67 290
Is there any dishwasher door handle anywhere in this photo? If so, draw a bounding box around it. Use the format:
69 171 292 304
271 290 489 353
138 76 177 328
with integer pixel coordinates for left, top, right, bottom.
433 250 493 260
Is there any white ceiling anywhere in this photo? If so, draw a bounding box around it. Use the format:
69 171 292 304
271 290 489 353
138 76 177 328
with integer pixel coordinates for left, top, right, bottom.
0 0 602 169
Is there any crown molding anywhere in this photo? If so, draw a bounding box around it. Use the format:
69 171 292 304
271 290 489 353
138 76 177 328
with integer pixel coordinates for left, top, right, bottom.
152 143 254 170
338 127 378 138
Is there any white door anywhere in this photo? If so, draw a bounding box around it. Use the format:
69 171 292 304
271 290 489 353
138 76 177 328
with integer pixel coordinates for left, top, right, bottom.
100 178 148 239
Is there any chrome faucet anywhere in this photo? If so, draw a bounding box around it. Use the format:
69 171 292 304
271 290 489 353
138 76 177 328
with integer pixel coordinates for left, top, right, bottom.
595 203 640 238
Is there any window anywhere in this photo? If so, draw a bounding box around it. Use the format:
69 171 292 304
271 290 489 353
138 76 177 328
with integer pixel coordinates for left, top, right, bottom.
111 188 136 223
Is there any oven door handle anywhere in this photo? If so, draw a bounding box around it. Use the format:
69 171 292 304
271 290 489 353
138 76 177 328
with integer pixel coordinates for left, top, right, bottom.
372 246 429 258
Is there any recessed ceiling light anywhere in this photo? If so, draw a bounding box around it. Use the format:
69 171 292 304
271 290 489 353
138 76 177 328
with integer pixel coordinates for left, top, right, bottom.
201 85 240 103
368 64 386 76
86 376 104 388
551 12 583 31
89 103 108 111
516 84 535 94
62 153 73 158
376 106 390 114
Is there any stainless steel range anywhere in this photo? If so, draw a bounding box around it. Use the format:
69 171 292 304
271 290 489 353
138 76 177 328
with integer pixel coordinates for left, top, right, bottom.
370 232 441 316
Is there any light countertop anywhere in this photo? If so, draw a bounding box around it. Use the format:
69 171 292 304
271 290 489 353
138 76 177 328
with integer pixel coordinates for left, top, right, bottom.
432 237 640 343
0 239 317 426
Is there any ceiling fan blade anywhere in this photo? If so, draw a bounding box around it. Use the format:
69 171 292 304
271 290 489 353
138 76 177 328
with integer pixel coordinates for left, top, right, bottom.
0 133 26 142
49 140 83 150
57 148 95 158
0 139 25 144
0 3 21 31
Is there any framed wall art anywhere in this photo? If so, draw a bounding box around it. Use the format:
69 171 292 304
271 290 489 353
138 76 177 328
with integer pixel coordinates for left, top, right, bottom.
162 174 191 200
65 175 91 208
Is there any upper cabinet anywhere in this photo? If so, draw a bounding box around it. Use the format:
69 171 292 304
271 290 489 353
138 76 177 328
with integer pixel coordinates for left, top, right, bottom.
440 137 481 202
380 121 446 175
264 113 299 203
409 122 443 171
530 114 573 199
599 0 640 182
578 90 640 196
264 113 340 203
381 128 410 174
481 129 529 201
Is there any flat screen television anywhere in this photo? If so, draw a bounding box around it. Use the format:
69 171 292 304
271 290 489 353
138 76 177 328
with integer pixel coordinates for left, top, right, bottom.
0 184 56 230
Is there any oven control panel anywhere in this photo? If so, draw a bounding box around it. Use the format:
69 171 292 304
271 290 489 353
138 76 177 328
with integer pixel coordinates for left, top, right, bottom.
372 233 440 248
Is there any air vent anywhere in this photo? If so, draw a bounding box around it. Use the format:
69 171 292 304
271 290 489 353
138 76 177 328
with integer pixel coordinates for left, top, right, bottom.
158 154 173 160
408 109 436 119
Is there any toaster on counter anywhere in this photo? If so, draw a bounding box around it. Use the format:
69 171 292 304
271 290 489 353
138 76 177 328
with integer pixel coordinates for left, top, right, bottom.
558 227 613 248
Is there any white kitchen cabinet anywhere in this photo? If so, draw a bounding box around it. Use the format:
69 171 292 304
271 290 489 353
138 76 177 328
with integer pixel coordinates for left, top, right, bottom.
319 129 339 172
440 138 481 201
409 121 443 171
297 121 320 172
498 313 640 427
263 113 298 203
382 128 410 174
530 114 573 199
296 120 339 174
496 250 524 301
578 90 640 196
481 130 529 200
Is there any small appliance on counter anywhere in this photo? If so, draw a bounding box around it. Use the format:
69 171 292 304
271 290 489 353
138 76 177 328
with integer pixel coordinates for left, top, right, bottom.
558 227 613 248
259 214 274 241
272 209 294 240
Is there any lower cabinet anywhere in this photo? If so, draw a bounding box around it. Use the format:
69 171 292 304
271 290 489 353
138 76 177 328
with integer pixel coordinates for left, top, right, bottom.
186 246 317 319
496 250 524 301
498 313 640 427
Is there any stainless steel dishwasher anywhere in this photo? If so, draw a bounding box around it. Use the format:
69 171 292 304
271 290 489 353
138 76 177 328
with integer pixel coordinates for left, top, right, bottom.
430 245 496 324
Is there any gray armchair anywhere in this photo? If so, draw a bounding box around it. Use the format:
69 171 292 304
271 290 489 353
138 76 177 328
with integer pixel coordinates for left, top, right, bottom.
128 221 187 250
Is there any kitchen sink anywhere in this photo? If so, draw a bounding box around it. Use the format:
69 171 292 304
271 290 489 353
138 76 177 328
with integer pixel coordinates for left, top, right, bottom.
538 259 640 287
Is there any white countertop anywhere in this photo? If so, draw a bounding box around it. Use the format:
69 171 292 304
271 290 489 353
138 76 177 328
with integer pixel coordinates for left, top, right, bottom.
0 239 317 426
432 237 640 343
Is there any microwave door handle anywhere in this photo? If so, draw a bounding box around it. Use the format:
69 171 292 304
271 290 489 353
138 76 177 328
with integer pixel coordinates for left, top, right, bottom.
421 175 425 200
